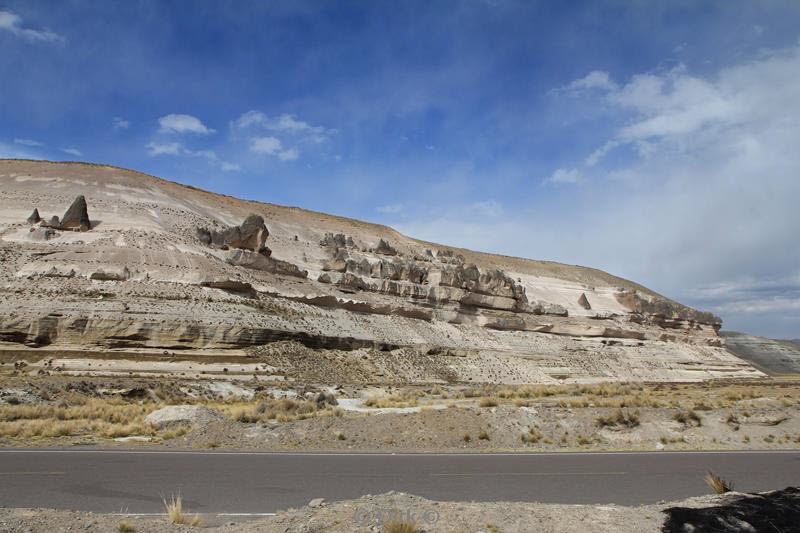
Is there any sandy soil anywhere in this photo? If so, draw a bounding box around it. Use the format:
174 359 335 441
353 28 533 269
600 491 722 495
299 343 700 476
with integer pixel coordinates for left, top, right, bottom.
1 488 798 532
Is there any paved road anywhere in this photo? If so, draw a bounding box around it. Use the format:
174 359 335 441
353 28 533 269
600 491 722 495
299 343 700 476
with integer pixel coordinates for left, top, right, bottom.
0 450 797 513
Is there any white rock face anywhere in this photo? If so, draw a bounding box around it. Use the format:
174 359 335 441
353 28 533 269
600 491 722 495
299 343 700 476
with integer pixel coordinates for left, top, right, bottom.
0 160 764 384
144 405 225 430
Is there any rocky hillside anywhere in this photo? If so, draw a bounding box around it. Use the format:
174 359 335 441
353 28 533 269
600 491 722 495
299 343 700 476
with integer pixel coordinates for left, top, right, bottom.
0 160 761 383
721 331 800 376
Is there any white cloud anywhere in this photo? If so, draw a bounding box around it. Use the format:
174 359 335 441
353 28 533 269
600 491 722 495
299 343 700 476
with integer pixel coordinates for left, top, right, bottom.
158 114 214 135
0 10 63 44
545 168 583 184
146 141 181 156
60 147 81 157
397 45 800 337
0 141 43 159
277 147 299 161
233 111 332 142
112 117 130 130
376 203 405 214
563 70 618 93
146 142 239 171
13 138 43 147
249 136 282 154
471 200 504 217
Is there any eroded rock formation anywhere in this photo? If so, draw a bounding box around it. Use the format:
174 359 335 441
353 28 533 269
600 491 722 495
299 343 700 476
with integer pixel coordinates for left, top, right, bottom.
60 195 91 231
197 214 269 253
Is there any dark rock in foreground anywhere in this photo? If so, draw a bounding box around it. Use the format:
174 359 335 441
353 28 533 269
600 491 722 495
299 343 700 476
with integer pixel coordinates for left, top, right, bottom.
26 208 41 224
60 195 91 231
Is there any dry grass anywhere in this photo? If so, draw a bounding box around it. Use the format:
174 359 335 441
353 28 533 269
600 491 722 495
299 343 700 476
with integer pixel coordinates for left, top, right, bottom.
673 409 703 427
595 409 640 429
705 471 734 494
221 398 321 424
384 518 419 533
162 493 202 526
478 397 499 408
117 519 135 532
364 393 419 409
521 426 542 444
0 399 158 440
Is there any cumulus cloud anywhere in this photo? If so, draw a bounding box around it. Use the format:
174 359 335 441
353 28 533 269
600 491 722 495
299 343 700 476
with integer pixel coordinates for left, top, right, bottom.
545 168 583 184
249 136 282 154
0 10 63 44
277 147 299 161
555 70 618 95
233 111 332 142
60 147 81 157
13 138 43 147
112 117 130 130
158 114 214 135
146 141 181 156
249 136 298 161
400 45 800 337
146 142 238 171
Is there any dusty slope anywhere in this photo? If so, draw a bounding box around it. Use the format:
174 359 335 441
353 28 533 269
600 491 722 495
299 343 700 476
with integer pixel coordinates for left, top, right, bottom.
721 331 800 376
0 159 761 383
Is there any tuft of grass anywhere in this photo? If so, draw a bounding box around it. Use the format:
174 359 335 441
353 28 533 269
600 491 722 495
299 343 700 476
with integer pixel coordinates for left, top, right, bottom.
364 393 418 409
336 431 346 441
521 426 542 444
478 429 490 441
162 493 202 526
595 409 640 429
705 471 734 494
478 397 499 408
384 518 419 533
117 519 135 532
673 409 702 427
462 432 471 442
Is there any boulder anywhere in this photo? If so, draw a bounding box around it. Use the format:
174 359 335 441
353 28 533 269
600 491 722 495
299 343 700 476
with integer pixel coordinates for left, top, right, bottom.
60 195 91 231
578 293 592 310
197 214 269 253
144 405 225 430
48 216 60 227
320 232 347 248
26 208 41 224
225 249 307 278
322 249 348 272
199 278 255 293
375 239 398 256
317 273 333 284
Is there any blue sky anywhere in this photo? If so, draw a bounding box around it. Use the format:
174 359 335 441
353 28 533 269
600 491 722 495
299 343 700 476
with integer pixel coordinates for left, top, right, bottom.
2 1 800 338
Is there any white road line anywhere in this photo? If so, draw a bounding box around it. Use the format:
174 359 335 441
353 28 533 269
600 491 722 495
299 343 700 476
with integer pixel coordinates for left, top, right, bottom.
0 449 797 457
111 512 276 517
431 471 628 476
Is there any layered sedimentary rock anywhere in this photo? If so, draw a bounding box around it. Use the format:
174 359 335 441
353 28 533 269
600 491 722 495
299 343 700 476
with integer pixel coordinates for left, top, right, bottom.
0 160 762 384
196 214 269 253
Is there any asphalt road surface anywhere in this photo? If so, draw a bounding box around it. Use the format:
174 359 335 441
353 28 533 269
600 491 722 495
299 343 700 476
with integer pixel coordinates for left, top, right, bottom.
0 450 797 514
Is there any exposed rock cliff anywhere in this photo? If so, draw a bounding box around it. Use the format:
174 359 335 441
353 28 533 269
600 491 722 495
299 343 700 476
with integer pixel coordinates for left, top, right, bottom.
0 160 762 384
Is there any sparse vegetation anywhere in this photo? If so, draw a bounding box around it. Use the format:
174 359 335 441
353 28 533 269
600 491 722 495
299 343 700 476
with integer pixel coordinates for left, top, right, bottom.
162 493 202 526
673 409 702 427
479 397 499 408
595 409 640 429
117 519 135 532
478 429 490 440
705 471 734 494
384 518 419 533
